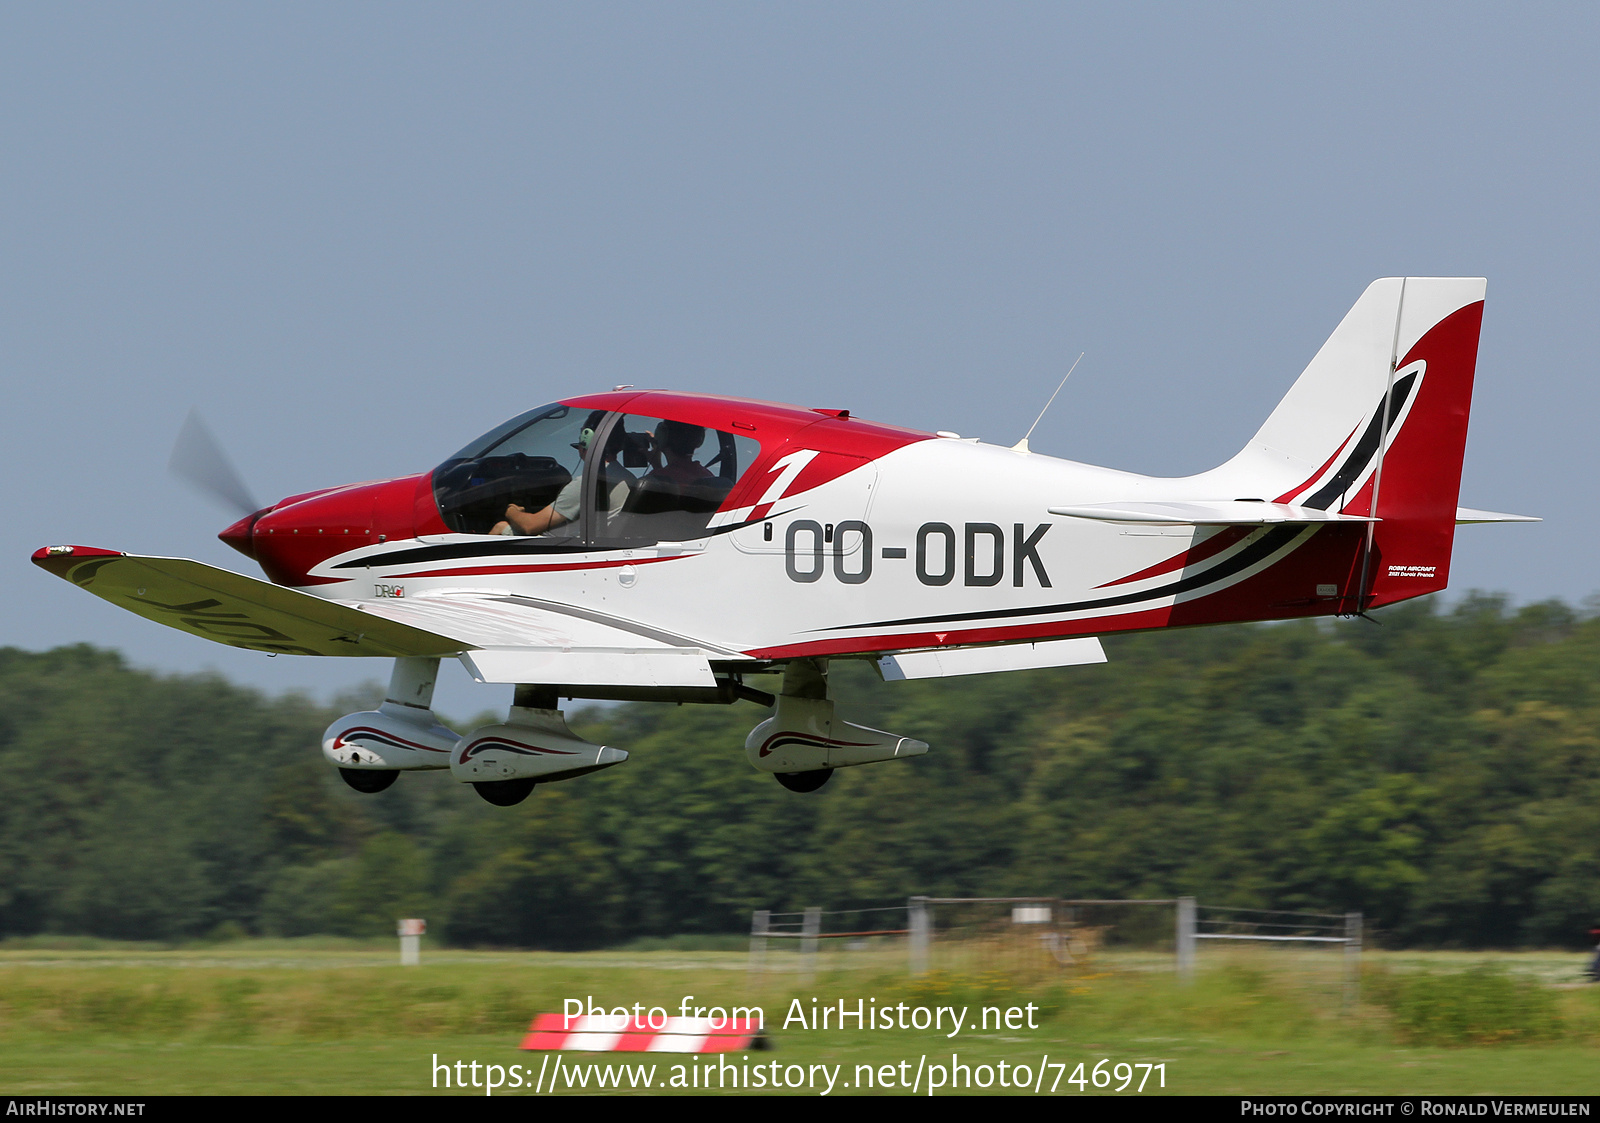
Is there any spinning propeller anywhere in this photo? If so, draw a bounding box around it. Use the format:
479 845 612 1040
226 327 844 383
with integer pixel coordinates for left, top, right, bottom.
168 409 262 518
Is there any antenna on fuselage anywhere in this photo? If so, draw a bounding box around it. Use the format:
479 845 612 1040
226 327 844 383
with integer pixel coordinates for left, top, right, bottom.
1012 352 1084 453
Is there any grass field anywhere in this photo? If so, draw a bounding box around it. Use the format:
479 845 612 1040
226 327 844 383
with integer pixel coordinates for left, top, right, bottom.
0 939 1596 1096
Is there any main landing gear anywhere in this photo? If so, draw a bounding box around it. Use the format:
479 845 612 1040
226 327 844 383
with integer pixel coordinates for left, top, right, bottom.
775 769 833 793
745 659 928 793
472 778 538 806
338 767 398 793
323 667 630 807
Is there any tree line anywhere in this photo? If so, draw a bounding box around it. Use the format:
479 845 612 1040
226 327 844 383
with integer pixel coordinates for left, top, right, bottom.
1 592 1597 948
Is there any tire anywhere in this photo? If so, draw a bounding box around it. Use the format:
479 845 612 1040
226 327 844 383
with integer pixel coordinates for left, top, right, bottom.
338 768 398 794
775 769 833 793
473 778 538 806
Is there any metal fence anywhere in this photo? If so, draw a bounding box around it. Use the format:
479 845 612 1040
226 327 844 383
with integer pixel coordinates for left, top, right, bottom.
749 895 1361 1001
1190 903 1363 1006
749 905 911 981
906 897 1181 977
747 896 1177 978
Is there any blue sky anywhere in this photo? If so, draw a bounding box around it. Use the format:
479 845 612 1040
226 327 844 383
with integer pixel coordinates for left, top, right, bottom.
3 3 1592 711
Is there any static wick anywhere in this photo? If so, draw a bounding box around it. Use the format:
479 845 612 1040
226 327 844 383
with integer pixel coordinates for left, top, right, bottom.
1012 352 1085 454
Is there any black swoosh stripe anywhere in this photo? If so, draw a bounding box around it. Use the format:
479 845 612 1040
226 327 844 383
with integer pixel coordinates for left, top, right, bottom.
1300 371 1417 510
823 525 1311 632
335 511 793 570
336 540 595 569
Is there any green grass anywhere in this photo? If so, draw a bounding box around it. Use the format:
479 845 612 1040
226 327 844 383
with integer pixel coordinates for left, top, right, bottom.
0 943 1595 1095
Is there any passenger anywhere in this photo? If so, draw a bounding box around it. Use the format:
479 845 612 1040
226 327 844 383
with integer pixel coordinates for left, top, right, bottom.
645 420 713 485
493 424 635 535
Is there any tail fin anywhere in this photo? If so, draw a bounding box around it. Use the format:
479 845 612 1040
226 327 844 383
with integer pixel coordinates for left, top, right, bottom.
1218 277 1487 607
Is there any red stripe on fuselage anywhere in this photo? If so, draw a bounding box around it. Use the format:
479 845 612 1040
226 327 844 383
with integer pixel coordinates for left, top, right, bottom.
1095 526 1251 588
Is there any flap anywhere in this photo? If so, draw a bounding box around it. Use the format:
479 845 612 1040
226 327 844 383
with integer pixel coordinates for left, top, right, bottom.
459 647 716 687
30 547 464 657
880 637 1106 680
1048 500 1377 526
357 592 726 687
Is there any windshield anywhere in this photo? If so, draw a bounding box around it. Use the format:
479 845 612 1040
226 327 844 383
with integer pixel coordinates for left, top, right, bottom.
431 404 765 542
431 404 596 536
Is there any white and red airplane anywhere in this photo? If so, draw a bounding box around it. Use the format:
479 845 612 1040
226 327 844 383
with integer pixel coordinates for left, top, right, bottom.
34 278 1535 804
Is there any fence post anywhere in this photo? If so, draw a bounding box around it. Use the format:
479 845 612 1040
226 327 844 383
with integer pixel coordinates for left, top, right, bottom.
398 918 424 966
749 909 770 976
1344 911 1362 1010
1176 897 1196 980
801 906 822 981
908 896 930 975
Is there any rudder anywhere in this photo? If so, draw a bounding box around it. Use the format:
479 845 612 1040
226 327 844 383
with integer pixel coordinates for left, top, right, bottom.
1349 279 1486 608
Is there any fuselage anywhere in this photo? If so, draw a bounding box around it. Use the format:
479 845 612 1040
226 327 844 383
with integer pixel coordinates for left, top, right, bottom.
221 389 1386 665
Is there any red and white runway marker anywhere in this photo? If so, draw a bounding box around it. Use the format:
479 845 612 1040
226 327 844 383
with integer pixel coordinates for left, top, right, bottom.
520 1013 767 1053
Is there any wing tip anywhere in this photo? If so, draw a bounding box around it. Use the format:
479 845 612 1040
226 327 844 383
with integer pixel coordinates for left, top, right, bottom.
32 545 126 560
31 545 126 577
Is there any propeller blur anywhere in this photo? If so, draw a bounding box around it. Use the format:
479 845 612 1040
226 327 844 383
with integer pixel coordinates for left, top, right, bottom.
168 409 262 518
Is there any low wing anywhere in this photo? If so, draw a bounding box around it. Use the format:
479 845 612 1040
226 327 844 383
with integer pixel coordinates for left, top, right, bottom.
34 546 724 687
34 546 726 687
1048 500 1377 526
1455 506 1541 524
358 593 724 687
880 637 1106 680
31 546 463 657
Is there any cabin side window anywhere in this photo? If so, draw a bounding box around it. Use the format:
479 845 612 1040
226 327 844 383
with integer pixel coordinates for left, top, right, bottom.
602 415 762 542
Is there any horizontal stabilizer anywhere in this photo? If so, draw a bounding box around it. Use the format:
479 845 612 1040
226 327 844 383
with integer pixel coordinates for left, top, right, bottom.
1455 506 1541 524
30 546 465 657
1047 501 1378 526
880 636 1106 680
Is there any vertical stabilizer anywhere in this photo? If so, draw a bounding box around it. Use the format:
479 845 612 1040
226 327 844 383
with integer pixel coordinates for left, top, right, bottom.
1217 278 1486 608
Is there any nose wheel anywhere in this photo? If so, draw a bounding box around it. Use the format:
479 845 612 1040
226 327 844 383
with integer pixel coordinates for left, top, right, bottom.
473 778 538 806
775 769 833 793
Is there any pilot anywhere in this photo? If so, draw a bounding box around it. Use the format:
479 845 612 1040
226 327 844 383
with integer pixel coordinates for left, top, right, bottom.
493 423 636 535
644 420 713 485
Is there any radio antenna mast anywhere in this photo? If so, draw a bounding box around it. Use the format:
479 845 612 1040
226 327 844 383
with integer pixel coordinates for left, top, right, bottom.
1012 352 1084 453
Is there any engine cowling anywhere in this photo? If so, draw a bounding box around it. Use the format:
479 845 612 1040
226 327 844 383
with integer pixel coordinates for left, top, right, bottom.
451 706 628 784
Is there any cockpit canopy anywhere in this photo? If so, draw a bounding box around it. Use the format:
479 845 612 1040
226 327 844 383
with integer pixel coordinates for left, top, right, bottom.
431 403 762 544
